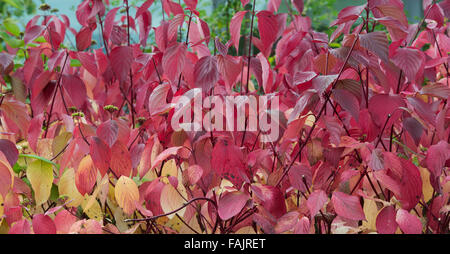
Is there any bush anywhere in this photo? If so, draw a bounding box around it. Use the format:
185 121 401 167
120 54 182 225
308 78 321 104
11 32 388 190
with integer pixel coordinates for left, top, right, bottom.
0 0 449 234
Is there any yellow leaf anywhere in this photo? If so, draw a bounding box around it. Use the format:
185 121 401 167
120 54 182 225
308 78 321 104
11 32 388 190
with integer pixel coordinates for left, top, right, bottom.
59 168 84 207
0 194 3 218
27 159 53 206
161 159 178 178
83 183 102 213
160 183 188 219
52 132 72 161
81 196 103 222
115 176 140 215
0 218 9 234
420 167 433 202
111 200 129 233
362 198 378 231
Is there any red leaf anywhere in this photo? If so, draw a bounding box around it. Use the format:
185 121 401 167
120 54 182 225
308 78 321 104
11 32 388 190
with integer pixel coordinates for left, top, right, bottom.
288 164 312 193
110 141 132 178
62 74 87 108
194 56 219 92
425 141 450 177
331 4 366 26
218 191 249 220
96 120 119 147
396 209 422 234
109 46 133 83
183 0 198 10
307 190 328 217
368 94 405 128
211 139 246 187
292 0 304 14
89 137 111 176
256 11 286 52
162 43 187 81
76 27 93 51
104 7 120 41
376 206 397 234
32 214 57 234
75 155 97 195
331 191 365 221
398 157 422 211
77 52 98 77
229 11 247 51
136 0 155 19
359 32 389 63
332 88 360 121
390 47 425 84
217 55 241 89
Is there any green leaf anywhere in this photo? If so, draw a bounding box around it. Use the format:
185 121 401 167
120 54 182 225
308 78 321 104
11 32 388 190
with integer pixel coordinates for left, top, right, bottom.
49 184 59 202
12 162 26 174
3 18 20 37
34 36 46 43
2 0 23 10
70 59 81 67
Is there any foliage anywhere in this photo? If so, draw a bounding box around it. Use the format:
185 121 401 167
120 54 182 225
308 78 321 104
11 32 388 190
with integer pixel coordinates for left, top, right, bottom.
0 0 449 234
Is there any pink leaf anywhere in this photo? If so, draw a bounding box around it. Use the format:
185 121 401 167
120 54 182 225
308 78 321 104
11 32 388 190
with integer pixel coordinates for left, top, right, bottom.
256 11 286 51
396 209 422 234
150 146 183 170
183 0 198 10
376 206 397 234
218 191 249 220
331 191 365 221
162 43 187 81
32 214 56 234
62 74 87 108
194 56 219 92
229 11 247 51
425 141 450 177
390 47 425 84
251 184 287 218
368 94 405 128
54 210 78 234
76 27 93 51
293 217 310 234
96 120 119 148
109 46 133 83
307 190 328 217
9 219 31 234
24 25 45 45
136 0 155 19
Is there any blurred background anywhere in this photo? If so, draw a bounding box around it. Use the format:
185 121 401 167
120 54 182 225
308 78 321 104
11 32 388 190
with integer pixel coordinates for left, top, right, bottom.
0 0 430 51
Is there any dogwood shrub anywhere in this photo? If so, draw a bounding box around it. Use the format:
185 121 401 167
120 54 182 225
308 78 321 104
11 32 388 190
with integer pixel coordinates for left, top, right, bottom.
0 0 449 234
